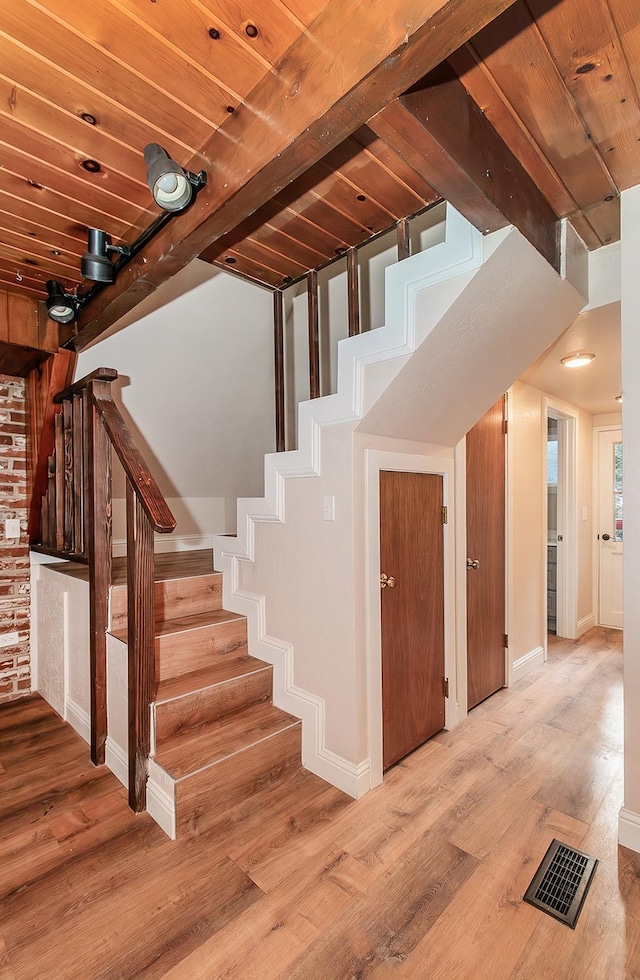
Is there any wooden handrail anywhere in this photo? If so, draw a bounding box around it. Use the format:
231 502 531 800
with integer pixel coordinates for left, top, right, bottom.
34 367 176 814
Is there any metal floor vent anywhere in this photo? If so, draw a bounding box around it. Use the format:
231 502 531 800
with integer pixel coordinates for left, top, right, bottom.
523 839 598 929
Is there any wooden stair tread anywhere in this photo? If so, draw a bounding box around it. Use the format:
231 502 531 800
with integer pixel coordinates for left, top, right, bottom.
153 701 300 780
110 607 244 643
154 656 270 704
41 549 216 586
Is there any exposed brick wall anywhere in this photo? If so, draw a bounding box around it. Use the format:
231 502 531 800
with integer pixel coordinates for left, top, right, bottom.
0 376 29 704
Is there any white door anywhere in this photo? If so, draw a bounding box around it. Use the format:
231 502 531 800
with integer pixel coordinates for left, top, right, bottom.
598 428 623 629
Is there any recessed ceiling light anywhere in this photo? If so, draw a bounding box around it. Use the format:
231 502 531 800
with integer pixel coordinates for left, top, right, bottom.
560 352 596 368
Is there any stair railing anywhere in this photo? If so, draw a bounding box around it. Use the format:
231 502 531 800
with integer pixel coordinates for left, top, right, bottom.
33 368 176 813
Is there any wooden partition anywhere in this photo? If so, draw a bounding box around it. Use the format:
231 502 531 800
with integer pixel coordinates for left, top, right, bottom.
34 368 176 812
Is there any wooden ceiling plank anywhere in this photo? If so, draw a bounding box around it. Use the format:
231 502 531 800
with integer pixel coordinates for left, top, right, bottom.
113 0 270 93
278 0 328 26
0 76 148 187
447 45 579 217
0 277 43 302
370 62 560 268
0 239 79 281
213 251 283 287
72 0 523 344
30 0 240 127
189 0 303 68
219 236 310 278
577 196 621 244
277 194 373 246
0 259 59 291
617 25 640 130
0 223 83 263
0 120 151 217
0 174 136 243
567 211 609 249
607 0 640 37
0 31 198 165
468 1 618 209
328 149 435 218
204 224 327 274
525 0 640 191
350 128 443 205
7 1 215 143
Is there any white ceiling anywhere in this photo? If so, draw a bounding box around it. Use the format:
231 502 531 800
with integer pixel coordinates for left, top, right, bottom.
519 301 621 417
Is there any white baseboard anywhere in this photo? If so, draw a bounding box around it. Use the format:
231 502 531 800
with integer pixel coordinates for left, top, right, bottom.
112 533 215 558
619 807 640 853
105 737 128 788
65 698 91 744
147 758 176 840
511 646 545 685
577 614 596 637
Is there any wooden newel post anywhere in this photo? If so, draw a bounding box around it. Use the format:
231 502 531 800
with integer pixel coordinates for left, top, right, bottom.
87 379 112 767
126 484 155 812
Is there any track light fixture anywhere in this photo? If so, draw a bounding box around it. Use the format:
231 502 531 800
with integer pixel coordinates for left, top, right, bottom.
81 229 131 284
45 280 78 324
144 143 207 213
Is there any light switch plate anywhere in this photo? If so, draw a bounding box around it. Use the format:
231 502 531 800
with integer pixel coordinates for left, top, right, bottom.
4 519 20 539
322 496 335 521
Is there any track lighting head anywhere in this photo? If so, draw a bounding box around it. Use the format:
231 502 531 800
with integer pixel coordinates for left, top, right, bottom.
143 143 207 213
45 280 77 324
81 229 131 283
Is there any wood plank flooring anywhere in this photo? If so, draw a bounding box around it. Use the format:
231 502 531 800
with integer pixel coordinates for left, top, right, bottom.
2 627 639 979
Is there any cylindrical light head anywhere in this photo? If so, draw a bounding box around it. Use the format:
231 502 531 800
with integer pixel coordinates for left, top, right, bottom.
45 280 77 324
81 229 115 283
144 143 193 212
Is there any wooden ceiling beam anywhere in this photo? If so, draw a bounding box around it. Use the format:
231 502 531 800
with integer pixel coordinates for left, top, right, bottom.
70 0 522 349
369 63 560 270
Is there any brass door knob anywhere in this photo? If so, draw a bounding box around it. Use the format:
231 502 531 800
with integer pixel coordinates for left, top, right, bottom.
380 572 397 589
466 558 480 570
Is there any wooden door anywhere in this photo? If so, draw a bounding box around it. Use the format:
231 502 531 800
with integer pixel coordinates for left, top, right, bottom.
466 396 506 709
380 470 445 769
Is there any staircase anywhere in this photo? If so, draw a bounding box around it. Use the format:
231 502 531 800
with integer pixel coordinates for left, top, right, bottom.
109 550 302 837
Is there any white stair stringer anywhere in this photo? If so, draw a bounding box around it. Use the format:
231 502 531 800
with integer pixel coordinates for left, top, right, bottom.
214 207 587 798
214 204 485 797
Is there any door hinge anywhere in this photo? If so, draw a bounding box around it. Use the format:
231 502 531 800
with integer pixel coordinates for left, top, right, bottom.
504 420 508 435
504 633 509 648
443 677 449 698
442 505 448 525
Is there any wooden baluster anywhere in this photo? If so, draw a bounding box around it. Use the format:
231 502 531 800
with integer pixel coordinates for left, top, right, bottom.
62 400 73 553
347 247 361 337
72 393 84 557
82 389 91 560
54 412 64 552
87 380 112 768
126 482 155 813
274 289 285 452
47 455 55 548
41 494 49 549
307 270 320 399
397 217 410 262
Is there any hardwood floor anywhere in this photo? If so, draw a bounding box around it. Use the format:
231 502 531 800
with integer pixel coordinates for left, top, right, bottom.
2 627 639 979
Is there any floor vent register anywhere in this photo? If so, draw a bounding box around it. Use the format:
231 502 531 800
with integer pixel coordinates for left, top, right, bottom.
523 838 598 929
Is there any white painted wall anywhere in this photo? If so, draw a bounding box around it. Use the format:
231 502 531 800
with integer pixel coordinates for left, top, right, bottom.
619 185 640 848
507 381 594 681
77 262 275 541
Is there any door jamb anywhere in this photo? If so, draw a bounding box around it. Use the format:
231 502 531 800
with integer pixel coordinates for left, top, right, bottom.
364 450 456 789
594 424 623 628
544 401 578 641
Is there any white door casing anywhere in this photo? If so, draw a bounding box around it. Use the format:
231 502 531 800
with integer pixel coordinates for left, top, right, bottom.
597 427 623 629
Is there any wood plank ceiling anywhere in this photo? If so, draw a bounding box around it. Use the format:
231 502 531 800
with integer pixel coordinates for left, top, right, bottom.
0 0 638 302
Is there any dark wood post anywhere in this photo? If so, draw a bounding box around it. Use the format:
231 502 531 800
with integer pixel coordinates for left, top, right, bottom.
397 217 410 261
126 483 155 813
274 289 285 452
347 247 361 337
87 379 112 767
307 270 320 399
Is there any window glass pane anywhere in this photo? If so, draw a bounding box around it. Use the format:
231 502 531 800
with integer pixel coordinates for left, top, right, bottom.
614 442 623 541
547 439 558 485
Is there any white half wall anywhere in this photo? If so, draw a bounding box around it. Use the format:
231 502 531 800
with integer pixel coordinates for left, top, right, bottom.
77 262 275 538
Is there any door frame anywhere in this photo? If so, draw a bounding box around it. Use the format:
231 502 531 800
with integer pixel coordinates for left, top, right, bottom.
364 450 456 788
543 401 578 642
594 423 623 628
